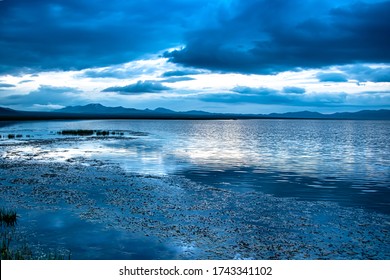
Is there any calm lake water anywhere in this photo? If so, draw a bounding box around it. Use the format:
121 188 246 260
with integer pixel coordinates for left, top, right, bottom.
1 119 390 214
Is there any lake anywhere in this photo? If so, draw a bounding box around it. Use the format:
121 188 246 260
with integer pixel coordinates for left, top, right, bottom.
1 119 389 214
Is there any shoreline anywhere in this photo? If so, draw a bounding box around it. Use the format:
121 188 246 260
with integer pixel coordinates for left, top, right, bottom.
0 140 389 259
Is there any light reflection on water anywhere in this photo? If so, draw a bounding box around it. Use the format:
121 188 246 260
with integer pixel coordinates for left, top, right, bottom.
1 119 389 213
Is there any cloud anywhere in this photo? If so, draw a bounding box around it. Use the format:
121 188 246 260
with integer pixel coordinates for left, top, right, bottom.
0 83 16 88
345 90 390 107
30 104 66 111
82 68 134 79
2 0 389 78
232 86 278 96
200 93 288 104
200 92 352 107
198 86 389 109
316 72 348 82
165 0 390 74
341 65 390 82
282 86 306 94
18 80 34 84
0 0 211 74
161 69 205 77
101 80 171 94
81 59 169 79
161 77 195 83
200 85 349 107
201 86 291 104
0 85 82 106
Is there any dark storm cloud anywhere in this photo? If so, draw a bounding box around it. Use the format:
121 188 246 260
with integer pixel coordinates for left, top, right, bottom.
101 81 171 94
166 0 390 74
2 0 389 81
0 0 209 74
317 73 349 82
1 85 82 105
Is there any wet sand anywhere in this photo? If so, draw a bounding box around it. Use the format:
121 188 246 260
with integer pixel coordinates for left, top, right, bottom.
0 138 389 259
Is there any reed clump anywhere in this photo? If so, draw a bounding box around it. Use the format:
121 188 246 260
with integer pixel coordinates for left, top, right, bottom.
1 208 70 260
0 208 17 227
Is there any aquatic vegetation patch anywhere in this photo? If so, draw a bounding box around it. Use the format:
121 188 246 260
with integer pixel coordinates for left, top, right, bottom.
96 130 110 136
0 129 146 141
58 130 94 136
58 129 128 137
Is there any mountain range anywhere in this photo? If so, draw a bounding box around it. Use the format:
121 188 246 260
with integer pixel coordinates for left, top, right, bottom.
54 103 214 116
0 104 389 120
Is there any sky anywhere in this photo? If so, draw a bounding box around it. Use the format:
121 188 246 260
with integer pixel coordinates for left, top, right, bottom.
0 0 389 113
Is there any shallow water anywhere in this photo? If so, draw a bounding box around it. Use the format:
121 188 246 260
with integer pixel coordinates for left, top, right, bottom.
1 119 389 214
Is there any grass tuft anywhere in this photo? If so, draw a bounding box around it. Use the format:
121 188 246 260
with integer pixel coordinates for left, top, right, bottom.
0 208 17 227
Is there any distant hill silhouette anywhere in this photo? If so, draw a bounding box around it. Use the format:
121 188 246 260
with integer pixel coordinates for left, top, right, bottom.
56 103 214 116
0 107 18 115
330 110 390 120
0 104 389 120
269 111 325 119
151 107 177 114
268 109 390 120
56 103 140 115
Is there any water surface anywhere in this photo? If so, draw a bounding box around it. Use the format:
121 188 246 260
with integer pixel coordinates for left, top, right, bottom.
1 119 389 214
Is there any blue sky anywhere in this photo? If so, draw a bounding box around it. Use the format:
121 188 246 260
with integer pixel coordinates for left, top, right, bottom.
0 0 389 113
